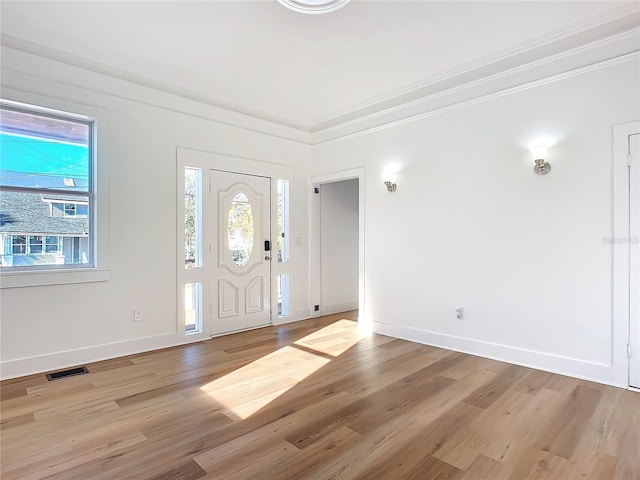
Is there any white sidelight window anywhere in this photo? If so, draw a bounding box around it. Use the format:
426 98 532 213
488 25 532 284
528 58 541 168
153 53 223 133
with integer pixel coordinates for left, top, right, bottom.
276 179 290 318
181 166 203 334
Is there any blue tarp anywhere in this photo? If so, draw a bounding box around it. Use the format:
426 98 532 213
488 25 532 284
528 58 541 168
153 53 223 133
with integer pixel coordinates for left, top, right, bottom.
0 132 89 191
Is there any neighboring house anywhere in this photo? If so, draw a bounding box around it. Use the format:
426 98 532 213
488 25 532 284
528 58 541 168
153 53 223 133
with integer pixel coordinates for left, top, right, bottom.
0 189 89 267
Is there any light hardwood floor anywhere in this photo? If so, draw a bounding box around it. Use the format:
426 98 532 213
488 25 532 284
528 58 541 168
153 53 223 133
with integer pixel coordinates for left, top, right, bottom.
1 312 639 479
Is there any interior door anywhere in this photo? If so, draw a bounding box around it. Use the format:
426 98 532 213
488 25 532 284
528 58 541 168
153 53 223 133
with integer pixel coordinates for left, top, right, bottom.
630 132 640 388
210 170 271 335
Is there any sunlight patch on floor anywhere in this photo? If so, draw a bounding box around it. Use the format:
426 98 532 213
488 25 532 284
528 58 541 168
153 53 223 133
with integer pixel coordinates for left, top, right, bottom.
200 346 329 420
200 319 364 419
294 319 365 357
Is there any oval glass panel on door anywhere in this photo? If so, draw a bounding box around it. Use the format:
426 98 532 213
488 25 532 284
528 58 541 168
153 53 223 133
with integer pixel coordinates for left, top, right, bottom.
227 192 254 267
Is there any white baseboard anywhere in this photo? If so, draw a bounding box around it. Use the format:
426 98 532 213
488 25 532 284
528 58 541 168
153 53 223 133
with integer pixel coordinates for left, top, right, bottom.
320 301 358 317
6 316 618 388
2 308 316 380
373 321 623 388
0 332 202 380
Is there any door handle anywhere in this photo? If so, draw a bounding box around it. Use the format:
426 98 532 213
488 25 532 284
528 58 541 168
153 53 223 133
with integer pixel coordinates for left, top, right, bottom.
265 256 272 261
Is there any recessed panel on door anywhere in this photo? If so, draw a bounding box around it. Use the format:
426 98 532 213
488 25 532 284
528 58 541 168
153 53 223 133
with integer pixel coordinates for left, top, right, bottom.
218 280 239 318
245 277 264 314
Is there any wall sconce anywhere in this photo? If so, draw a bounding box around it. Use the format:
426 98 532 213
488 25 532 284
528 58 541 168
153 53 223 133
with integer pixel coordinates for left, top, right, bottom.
531 145 550 175
382 171 397 192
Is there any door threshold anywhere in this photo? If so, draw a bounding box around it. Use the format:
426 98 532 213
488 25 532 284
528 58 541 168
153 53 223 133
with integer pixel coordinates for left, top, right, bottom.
209 323 272 339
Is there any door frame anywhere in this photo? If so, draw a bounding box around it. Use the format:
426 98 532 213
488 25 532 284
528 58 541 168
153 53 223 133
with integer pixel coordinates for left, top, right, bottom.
176 148 294 340
613 121 640 389
310 167 367 330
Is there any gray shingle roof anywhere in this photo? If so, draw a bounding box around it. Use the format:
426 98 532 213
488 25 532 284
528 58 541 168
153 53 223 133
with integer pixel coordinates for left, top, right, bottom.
0 190 88 235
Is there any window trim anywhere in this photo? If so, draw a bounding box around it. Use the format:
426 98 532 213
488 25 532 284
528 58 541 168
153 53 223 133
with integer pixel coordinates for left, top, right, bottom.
0 267 112 288
0 98 110 288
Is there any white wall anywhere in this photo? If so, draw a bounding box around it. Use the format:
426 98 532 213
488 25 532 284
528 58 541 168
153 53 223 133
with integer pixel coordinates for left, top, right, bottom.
311 59 640 386
0 46 311 379
320 179 359 315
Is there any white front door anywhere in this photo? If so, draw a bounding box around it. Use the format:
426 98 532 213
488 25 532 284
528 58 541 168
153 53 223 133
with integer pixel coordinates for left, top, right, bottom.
210 170 271 335
630 132 640 388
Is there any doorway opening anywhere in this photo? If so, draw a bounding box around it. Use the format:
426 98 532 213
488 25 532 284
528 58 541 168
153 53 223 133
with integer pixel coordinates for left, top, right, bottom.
311 168 366 329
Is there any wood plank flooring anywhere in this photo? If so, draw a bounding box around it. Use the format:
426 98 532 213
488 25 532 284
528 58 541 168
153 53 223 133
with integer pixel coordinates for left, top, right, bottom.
1 312 639 479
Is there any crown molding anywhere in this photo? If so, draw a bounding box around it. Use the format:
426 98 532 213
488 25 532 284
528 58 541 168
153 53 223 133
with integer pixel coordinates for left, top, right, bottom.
311 2 640 133
0 33 311 135
0 42 312 145
312 49 640 145
311 24 640 143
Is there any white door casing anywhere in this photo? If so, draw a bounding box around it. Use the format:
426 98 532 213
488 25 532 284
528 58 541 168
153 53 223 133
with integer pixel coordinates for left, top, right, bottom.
629 132 640 388
211 170 271 335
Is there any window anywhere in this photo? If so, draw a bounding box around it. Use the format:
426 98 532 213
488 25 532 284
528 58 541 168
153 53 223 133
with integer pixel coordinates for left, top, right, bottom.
276 179 290 318
277 179 290 263
11 235 26 255
183 166 202 334
278 274 290 317
45 235 61 253
29 235 43 254
184 167 201 269
184 282 202 334
0 102 94 270
64 204 76 216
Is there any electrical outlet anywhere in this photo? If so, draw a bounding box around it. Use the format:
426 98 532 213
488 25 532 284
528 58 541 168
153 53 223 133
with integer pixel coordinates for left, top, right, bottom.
133 310 142 322
455 307 464 320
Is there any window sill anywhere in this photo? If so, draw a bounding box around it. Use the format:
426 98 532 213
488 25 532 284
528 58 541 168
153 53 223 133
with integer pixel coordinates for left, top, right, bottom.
0 267 112 289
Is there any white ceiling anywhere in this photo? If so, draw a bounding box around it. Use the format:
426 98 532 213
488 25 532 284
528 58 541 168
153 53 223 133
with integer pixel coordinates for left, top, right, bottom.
0 1 635 131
